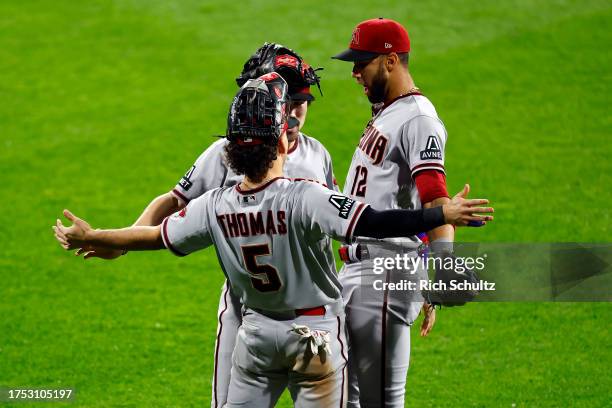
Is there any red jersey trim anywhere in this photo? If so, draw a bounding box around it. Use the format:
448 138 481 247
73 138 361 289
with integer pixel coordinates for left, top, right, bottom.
234 177 286 195
336 316 347 408
345 202 368 243
290 177 328 188
411 162 445 176
380 91 423 112
161 217 187 257
212 284 230 407
171 188 190 205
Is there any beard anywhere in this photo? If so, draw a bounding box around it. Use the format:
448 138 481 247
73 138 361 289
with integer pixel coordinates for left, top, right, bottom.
366 63 388 104
287 121 300 143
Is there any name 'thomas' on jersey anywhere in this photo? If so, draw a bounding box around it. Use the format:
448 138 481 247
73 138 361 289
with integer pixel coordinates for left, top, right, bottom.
343 93 447 218
172 133 337 205
161 178 367 311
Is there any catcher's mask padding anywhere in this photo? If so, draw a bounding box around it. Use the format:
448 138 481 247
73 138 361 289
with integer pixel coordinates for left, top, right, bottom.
226 72 290 146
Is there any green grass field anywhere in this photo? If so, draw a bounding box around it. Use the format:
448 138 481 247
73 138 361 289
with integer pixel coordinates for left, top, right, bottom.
1 0 610 406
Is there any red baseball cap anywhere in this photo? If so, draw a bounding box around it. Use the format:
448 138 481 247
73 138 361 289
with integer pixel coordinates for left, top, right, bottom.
333 18 410 61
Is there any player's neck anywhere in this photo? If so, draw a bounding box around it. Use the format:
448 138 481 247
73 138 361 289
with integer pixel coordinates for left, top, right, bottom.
385 72 416 104
240 157 285 190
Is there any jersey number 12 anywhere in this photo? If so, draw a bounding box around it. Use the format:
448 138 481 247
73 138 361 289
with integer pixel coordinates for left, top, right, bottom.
350 165 368 197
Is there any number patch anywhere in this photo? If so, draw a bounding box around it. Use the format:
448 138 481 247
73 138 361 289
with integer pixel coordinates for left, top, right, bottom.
241 244 282 292
350 165 368 197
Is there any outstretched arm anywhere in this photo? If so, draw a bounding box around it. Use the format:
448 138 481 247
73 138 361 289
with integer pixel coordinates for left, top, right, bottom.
54 210 165 252
353 184 493 238
75 192 182 259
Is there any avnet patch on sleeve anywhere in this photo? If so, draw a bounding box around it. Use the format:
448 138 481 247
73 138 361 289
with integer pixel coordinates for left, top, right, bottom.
179 165 196 191
328 195 356 219
420 135 443 160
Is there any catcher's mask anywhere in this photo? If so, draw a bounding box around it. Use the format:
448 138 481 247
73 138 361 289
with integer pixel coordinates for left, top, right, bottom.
236 42 322 101
226 72 298 146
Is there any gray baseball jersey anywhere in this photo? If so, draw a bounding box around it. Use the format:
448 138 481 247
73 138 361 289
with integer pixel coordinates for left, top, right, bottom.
172 132 337 205
162 178 367 311
343 93 447 222
340 92 449 407
184 133 338 408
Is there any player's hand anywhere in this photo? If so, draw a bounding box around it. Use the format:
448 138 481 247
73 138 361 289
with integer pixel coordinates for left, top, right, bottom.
420 302 436 337
75 247 124 260
443 184 494 227
53 209 94 251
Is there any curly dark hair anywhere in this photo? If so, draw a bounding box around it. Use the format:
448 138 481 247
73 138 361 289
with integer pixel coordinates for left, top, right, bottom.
224 141 278 183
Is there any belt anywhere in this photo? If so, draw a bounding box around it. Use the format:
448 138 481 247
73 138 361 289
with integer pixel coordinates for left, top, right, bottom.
296 306 326 316
249 305 326 320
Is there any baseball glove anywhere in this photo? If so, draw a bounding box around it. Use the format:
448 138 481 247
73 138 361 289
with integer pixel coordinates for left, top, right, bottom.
236 42 322 97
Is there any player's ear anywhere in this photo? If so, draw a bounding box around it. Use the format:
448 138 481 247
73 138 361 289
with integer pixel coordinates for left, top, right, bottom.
386 53 399 72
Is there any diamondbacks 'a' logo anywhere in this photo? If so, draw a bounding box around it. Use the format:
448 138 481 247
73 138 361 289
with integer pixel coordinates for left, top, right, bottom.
328 195 356 219
420 136 443 160
179 165 196 191
351 28 360 46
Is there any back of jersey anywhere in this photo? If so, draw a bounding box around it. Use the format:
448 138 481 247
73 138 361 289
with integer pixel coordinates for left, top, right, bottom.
162 178 367 311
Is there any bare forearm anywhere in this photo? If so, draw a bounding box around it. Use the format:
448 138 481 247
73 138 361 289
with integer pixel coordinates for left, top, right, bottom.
87 226 165 251
133 192 183 226
424 197 455 242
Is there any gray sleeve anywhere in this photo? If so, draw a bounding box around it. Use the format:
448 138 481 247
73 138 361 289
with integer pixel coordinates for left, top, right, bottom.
295 183 368 243
401 115 447 177
162 190 215 256
171 139 229 204
323 149 340 192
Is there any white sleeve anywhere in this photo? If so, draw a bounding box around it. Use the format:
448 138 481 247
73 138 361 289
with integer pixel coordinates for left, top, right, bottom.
401 115 447 177
295 183 368 243
161 190 214 256
171 139 229 205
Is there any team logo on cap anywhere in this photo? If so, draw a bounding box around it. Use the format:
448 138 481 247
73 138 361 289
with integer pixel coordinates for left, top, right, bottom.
351 28 360 45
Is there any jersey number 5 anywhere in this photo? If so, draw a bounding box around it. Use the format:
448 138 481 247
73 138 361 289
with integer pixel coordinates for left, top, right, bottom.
241 244 282 293
350 165 368 197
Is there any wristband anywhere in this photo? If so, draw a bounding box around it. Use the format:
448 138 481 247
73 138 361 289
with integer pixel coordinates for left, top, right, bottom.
422 206 445 231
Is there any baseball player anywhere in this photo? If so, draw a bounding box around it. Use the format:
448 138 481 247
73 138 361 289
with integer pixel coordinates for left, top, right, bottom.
332 18 469 407
54 73 493 407
71 43 338 407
